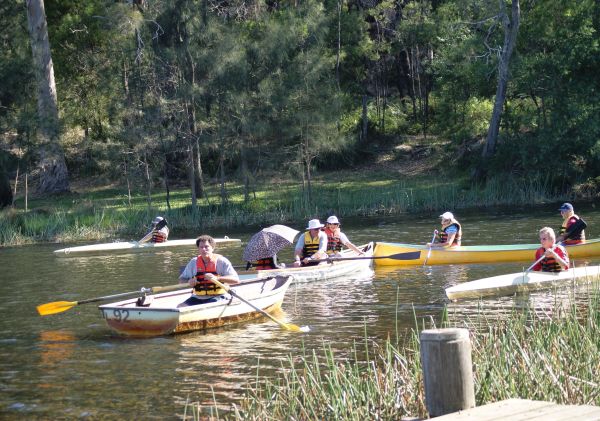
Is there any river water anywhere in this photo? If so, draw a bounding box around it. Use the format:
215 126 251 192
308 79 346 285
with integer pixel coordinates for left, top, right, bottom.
1 203 598 419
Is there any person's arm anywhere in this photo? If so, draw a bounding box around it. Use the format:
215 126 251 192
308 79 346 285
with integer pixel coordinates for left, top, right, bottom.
179 259 196 284
547 246 569 270
315 232 328 257
293 236 305 266
340 233 364 255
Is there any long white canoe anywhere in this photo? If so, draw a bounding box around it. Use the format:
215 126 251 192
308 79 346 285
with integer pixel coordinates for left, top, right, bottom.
98 275 291 337
255 242 374 283
446 265 600 300
54 237 241 257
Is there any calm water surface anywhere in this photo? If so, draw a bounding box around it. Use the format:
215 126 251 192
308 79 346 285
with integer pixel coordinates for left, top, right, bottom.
1 204 598 419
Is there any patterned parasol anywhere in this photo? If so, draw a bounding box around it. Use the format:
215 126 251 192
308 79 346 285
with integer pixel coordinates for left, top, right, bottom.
243 224 300 262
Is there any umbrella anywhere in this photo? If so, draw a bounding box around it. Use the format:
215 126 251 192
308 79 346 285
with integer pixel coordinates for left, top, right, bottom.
243 224 300 262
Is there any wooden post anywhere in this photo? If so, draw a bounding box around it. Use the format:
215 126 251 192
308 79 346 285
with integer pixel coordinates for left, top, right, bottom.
420 328 475 417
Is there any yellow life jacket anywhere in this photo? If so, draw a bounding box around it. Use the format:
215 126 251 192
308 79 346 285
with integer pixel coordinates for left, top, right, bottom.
302 231 321 259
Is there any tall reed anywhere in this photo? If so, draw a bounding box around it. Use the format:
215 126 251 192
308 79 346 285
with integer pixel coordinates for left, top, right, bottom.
184 289 599 420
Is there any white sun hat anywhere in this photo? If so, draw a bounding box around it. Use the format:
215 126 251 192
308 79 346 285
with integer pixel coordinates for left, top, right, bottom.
439 211 454 220
306 219 324 230
326 215 340 224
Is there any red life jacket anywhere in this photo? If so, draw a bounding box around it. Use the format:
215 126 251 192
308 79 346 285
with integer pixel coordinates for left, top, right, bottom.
438 222 462 246
560 215 585 245
323 227 342 254
151 229 167 243
255 257 276 270
194 254 224 295
535 245 569 272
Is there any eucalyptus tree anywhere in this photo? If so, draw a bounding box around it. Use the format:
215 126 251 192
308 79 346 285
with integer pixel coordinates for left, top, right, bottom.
25 0 69 193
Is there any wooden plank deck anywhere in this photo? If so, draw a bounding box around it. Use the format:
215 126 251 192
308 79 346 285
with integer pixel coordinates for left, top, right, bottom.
433 399 600 420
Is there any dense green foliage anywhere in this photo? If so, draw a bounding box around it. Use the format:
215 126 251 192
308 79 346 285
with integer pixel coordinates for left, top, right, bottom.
1 0 599 202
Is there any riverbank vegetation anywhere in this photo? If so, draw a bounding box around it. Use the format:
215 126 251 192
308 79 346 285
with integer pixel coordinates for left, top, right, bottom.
2 0 600 216
185 289 600 419
0 165 567 246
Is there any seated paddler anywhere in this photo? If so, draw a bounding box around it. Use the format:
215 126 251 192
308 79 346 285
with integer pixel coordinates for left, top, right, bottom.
293 219 328 267
246 254 285 270
139 216 169 243
556 202 586 245
531 227 569 272
178 235 240 305
323 215 365 258
427 211 462 248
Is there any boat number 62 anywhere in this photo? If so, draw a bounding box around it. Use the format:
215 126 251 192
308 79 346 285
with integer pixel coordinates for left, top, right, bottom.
103 309 130 322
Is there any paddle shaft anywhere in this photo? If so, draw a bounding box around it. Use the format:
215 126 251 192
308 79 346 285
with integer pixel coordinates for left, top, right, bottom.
210 278 307 332
423 230 438 266
37 283 191 316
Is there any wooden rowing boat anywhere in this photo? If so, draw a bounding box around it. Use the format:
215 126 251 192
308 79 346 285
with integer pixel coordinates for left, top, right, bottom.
373 239 600 266
254 242 374 283
445 265 600 300
53 237 241 257
98 275 291 336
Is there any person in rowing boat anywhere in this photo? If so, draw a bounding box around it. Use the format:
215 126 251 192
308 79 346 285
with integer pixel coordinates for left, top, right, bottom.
556 203 587 245
178 235 240 305
138 216 169 243
323 215 365 257
427 211 462 248
531 227 570 272
293 219 328 267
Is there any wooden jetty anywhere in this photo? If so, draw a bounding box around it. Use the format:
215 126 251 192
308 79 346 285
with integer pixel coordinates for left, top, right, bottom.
434 398 600 420
419 328 600 420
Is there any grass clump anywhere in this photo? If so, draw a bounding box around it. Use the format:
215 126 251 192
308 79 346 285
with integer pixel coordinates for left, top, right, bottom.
185 289 600 420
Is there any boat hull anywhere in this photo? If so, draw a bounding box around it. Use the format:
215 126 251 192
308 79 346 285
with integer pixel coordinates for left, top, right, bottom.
255 242 374 282
54 237 241 257
373 239 600 266
98 275 291 337
445 265 600 300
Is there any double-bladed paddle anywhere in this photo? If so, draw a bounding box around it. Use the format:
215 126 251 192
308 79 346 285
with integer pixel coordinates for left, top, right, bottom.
36 283 191 316
314 251 421 263
211 278 310 333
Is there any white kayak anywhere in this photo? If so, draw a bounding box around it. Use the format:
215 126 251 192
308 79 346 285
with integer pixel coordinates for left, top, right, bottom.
53 237 241 257
255 242 374 283
446 265 600 300
98 275 292 337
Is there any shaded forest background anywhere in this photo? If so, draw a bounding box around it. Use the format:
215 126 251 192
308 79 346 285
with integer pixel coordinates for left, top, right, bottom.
1 0 599 208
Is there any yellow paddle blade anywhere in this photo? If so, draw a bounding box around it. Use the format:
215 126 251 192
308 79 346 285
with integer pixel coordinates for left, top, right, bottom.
283 323 310 333
36 301 78 316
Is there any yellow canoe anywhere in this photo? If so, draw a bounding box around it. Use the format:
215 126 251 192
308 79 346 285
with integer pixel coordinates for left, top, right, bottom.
373 238 600 266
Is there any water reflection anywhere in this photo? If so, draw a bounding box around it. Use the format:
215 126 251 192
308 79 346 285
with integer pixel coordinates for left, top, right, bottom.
1 205 599 419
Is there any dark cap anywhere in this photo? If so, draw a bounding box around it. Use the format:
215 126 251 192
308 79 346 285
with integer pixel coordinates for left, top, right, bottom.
558 203 573 211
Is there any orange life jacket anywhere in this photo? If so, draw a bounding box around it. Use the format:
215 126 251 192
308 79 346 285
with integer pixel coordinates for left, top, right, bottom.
324 227 342 254
255 257 276 270
536 245 568 272
438 222 462 246
195 254 225 295
151 230 167 243
560 215 585 245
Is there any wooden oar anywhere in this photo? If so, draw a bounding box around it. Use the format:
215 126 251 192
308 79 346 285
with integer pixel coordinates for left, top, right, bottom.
423 230 438 266
37 283 190 316
211 278 310 333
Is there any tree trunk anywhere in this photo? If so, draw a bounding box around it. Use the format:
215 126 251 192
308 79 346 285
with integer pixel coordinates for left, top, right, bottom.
219 151 228 208
361 93 368 143
482 0 520 160
188 146 197 210
26 0 69 194
241 139 250 203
